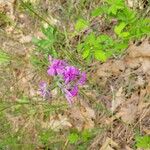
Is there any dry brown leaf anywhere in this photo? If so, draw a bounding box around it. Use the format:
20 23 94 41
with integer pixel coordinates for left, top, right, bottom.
6 114 25 132
19 35 32 43
128 40 150 58
100 137 119 150
111 60 125 75
143 128 150 135
125 57 141 69
126 0 138 8
141 58 150 75
96 61 112 77
137 76 145 87
42 114 72 132
70 101 95 131
119 103 137 124
146 81 150 94
0 0 15 20
116 94 139 124
111 87 125 112
125 145 134 150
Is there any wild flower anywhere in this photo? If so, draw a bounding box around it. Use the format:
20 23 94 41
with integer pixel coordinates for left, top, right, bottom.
39 55 86 104
47 59 67 76
63 85 78 104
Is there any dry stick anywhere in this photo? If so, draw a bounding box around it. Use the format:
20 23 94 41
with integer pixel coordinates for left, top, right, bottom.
62 139 69 150
110 85 115 147
20 0 52 26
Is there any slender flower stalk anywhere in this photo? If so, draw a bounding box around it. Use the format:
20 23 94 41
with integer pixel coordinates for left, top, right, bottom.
39 81 50 99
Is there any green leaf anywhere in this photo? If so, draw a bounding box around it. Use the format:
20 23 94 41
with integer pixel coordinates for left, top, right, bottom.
117 8 136 23
108 3 124 15
81 130 91 142
0 51 10 65
114 22 126 35
32 38 54 49
38 39 52 47
91 7 103 17
85 33 96 45
41 26 55 40
106 0 124 6
119 32 130 38
68 133 79 144
32 37 57 57
136 135 150 149
97 34 111 42
82 48 90 59
75 19 89 31
77 43 83 52
108 5 117 15
91 5 108 17
51 48 58 57
94 50 107 62
16 97 29 104
115 42 128 50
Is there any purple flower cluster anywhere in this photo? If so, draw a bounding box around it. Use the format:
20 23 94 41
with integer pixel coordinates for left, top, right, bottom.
39 55 86 104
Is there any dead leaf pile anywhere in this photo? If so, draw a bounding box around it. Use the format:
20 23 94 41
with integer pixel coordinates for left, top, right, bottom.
91 39 150 148
41 114 72 132
127 39 150 75
69 100 96 131
100 137 119 150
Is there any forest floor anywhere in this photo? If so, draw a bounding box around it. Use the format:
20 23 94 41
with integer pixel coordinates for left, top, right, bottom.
0 0 150 150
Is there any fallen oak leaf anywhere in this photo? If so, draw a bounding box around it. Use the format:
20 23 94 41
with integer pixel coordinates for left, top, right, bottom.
69 100 95 131
100 137 119 150
42 114 72 132
128 40 150 58
111 87 125 113
116 93 139 124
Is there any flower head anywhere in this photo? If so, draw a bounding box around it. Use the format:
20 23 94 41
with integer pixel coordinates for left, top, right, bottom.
63 66 80 84
64 86 78 104
47 59 67 76
45 55 87 104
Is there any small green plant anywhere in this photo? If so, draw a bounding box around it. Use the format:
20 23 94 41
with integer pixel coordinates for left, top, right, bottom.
68 132 80 144
76 0 150 62
0 49 10 65
67 128 104 149
31 25 59 70
33 26 58 57
135 135 150 149
0 12 13 27
75 18 89 32
77 32 128 62
68 129 96 149
68 130 92 144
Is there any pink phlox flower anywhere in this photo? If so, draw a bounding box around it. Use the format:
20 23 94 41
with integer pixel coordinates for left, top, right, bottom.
46 55 87 104
47 59 67 76
64 85 78 104
63 66 80 84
